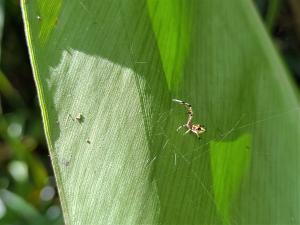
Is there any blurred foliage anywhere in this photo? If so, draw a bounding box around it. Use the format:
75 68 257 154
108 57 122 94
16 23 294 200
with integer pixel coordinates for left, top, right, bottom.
0 0 299 224
255 0 300 84
0 0 63 224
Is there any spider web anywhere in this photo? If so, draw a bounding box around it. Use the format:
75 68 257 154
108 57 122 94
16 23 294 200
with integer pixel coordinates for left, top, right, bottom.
145 104 300 209
150 104 300 165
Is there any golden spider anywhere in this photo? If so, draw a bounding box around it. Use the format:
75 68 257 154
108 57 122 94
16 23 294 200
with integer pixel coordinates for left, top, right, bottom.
173 99 206 138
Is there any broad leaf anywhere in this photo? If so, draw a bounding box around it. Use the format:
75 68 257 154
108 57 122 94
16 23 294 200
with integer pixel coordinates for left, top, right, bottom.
21 0 300 224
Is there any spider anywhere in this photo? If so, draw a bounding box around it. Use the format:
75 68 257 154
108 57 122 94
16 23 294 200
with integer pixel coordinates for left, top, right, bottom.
172 99 206 138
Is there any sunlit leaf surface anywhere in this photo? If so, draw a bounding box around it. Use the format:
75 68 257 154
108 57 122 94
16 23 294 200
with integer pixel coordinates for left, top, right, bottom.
21 0 300 224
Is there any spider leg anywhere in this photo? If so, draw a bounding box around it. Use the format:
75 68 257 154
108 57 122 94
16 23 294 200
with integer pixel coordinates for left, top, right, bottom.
176 125 186 132
184 129 191 135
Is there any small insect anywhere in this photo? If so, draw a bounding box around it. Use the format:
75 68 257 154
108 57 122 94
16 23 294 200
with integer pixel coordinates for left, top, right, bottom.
75 113 84 123
173 99 206 138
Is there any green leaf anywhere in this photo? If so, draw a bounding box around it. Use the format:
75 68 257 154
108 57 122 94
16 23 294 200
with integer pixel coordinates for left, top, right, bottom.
21 0 300 224
210 134 251 225
147 0 191 89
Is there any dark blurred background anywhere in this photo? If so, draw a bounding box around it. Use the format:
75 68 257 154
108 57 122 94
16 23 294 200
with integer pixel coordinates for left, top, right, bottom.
0 0 299 224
